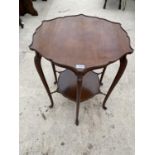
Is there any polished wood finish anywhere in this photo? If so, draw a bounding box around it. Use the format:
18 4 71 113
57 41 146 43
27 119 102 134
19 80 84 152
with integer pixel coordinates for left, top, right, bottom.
57 70 100 102
30 14 132 74
30 14 133 125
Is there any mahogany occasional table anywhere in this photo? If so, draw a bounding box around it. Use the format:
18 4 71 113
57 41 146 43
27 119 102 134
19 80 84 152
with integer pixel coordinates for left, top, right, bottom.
29 14 133 125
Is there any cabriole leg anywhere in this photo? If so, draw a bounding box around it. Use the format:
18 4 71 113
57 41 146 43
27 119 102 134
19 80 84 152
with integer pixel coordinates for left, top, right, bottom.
102 55 127 109
34 52 54 108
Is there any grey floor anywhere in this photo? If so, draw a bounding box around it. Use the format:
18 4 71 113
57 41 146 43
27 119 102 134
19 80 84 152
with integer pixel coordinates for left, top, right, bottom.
19 0 135 155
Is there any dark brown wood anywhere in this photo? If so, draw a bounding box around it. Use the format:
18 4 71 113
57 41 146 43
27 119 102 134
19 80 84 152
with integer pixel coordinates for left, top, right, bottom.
30 14 132 74
30 14 133 125
19 0 38 16
102 55 127 109
34 52 54 108
57 70 100 102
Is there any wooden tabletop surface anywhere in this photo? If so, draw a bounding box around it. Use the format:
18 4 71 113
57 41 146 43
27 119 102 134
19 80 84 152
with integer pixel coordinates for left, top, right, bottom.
30 14 133 72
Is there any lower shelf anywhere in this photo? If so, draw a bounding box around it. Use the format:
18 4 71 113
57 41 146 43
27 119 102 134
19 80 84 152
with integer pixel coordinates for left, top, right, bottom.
57 70 100 102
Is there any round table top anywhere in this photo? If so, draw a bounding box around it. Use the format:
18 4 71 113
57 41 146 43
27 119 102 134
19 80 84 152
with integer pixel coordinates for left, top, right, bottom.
30 14 133 73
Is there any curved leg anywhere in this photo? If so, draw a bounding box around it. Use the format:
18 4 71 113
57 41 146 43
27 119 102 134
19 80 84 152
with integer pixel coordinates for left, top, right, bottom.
119 0 122 9
34 52 54 108
102 56 127 110
75 75 83 126
51 62 58 84
103 0 108 9
100 67 107 85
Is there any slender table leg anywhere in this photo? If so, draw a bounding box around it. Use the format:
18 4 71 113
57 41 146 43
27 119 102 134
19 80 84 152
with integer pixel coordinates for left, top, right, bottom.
103 0 108 9
75 75 83 126
100 67 107 85
34 52 54 108
51 62 58 84
119 0 122 9
102 55 127 110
